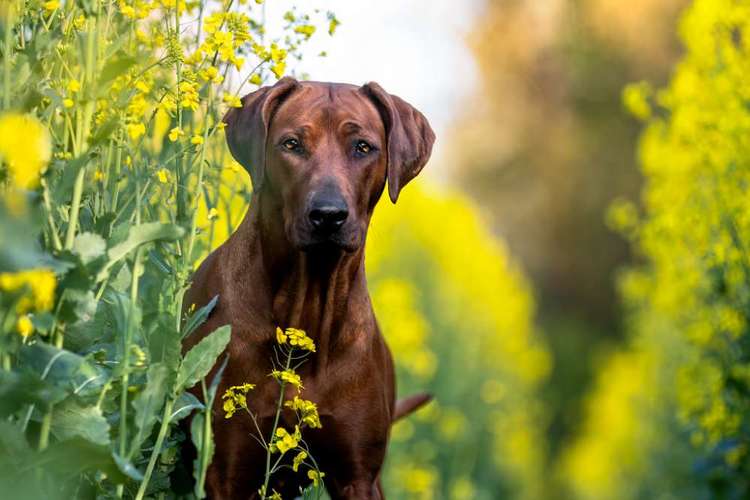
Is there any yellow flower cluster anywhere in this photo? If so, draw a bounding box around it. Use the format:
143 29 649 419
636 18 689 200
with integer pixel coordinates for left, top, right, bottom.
194 12 252 70
284 396 322 429
0 113 51 189
307 469 324 487
365 184 549 498
270 369 302 391
222 383 255 419
275 327 316 352
0 268 57 314
564 1 750 497
292 450 307 472
269 425 300 454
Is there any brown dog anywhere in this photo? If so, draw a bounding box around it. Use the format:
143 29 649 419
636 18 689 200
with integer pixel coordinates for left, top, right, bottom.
182 77 435 499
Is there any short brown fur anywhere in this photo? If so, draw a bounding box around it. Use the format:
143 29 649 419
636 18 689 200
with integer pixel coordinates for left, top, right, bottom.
183 78 435 499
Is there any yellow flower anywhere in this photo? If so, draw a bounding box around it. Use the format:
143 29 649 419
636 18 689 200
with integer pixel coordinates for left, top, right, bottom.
135 80 150 94
270 425 300 454
184 49 203 66
276 326 287 345
221 382 255 419
307 469 324 487
178 80 200 111
0 269 56 312
126 122 146 141
119 4 136 18
285 396 322 428
16 315 33 337
249 73 262 86
42 0 60 12
271 369 303 390
0 113 51 189
168 127 184 142
62 98 74 108
328 17 341 36
198 66 222 84
270 62 286 79
73 15 86 30
93 170 104 182
294 25 316 38
190 135 204 145
222 94 243 109
156 169 170 184
207 207 219 220
292 450 307 472
67 79 81 93
269 43 286 63
286 328 316 352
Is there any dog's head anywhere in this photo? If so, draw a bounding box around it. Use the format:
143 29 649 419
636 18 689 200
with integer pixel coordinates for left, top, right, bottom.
223 77 435 253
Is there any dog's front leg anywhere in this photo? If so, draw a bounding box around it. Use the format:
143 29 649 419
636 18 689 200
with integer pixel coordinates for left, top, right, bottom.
328 478 383 500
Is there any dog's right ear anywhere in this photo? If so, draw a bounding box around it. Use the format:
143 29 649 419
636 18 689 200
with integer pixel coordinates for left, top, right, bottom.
223 77 300 191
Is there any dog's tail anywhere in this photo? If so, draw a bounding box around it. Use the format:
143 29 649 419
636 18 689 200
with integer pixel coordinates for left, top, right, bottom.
393 393 433 422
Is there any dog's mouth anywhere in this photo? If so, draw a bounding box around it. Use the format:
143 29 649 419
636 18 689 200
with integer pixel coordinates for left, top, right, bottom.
290 223 363 254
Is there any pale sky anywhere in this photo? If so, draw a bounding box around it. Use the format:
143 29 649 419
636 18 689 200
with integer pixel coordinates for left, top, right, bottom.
264 0 483 169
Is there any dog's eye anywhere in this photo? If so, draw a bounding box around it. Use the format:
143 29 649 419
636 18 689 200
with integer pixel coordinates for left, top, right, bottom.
282 138 302 152
354 140 373 156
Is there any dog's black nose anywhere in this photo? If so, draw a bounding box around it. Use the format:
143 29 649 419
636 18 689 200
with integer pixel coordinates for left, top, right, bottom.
309 204 348 233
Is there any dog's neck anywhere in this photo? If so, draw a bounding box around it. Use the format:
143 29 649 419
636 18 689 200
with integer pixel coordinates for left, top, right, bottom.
229 193 372 361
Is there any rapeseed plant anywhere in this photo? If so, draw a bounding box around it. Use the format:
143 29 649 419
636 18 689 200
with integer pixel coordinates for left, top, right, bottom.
0 0 336 497
564 1 750 498
223 327 325 499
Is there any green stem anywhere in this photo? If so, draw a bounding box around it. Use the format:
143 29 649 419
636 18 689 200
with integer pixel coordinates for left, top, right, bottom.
118 246 142 460
64 167 85 249
261 350 293 498
38 411 52 450
196 379 212 496
42 181 63 252
184 86 212 265
134 398 175 500
2 3 14 110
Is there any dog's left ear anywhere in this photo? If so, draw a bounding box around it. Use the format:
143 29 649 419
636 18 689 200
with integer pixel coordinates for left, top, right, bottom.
223 76 300 191
361 82 436 203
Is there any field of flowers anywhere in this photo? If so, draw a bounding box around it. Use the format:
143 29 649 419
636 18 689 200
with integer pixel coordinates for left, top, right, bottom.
0 0 551 498
562 1 750 498
5 0 750 498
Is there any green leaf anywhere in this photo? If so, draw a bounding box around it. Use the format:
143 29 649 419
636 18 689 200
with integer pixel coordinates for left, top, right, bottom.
206 355 229 407
0 420 33 469
146 317 181 373
97 222 185 281
18 343 105 398
89 116 120 145
51 399 110 445
175 325 231 392
131 363 169 452
171 391 204 422
72 232 106 265
181 295 219 339
30 438 129 484
112 452 144 481
0 433 43 500
99 54 138 87
110 263 132 292
0 370 67 416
